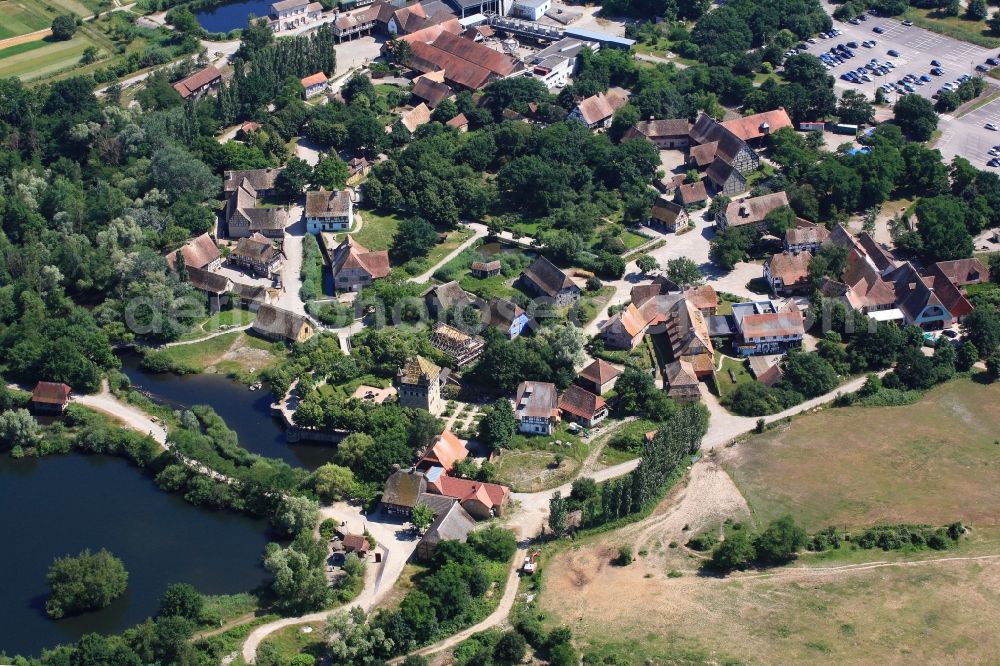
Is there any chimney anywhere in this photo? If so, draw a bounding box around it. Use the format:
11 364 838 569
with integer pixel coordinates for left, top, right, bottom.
740 203 749 217
761 121 770 135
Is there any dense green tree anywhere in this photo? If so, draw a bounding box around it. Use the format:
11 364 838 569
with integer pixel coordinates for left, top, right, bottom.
636 254 659 274
312 154 350 190
963 308 1000 357
158 582 203 621
264 538 330 613
45 549 129 619
391 217 438 263
837 90 875 125
780 350 838 397
276 157 312 199
967 0 987 20
0 409 40 451
51 14 77 41
915 196 973 261
753 516 807 564
665 256 703 285
309 463 355 502
479 398 517 450
894 94 938 141
709 530 757 572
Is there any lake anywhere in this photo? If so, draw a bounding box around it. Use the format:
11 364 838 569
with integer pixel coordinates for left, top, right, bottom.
118 352 338 470
195 0 273 33
0 453 273 657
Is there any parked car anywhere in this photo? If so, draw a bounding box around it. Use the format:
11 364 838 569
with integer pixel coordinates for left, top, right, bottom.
931 67 943 76
941 329 958 339
987 58 1000 66
873 25 885 33
931 59 941 67
887 49 899 57
976 64 989 72
987 123 999 131
849 17 860 24
847 40 859 47
989 158 1000 167
920 75 932 82
902 19 913 26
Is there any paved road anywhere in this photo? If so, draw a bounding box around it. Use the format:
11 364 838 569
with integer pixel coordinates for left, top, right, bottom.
275 211 307 316
241 502 420 663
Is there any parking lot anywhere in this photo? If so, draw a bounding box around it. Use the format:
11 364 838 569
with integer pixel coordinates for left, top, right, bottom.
801 14 996 105
801 4 1000 172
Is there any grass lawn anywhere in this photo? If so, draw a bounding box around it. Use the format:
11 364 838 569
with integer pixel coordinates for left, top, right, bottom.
597 418 657 467
0 33 95 79
151 331 288 380
620 229 648 251
0 0 51 39
715 292 741 316
573 286 617 327
258 621 325 664
177 308 256 342
714 354 752 402
903 6 1000 48
494 425 589 492
458 272 520 301
727 376 1000 532
349 208 401 250
405 227 474 276
0 38 48 59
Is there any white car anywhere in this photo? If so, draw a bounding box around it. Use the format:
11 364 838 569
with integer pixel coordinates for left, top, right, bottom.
808 37 817 44
989 148 1000 156
987 123 999 131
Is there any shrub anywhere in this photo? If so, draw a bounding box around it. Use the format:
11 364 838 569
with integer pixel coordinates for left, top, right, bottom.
616 545 634 565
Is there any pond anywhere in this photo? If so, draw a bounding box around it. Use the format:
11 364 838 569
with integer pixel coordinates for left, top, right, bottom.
0 453 273 657
118 352 338 470
195 0 273 34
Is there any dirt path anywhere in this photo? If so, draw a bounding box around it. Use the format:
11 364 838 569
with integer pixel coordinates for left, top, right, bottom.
73 384 168 445
191 612 257 640
163 325 251 347
407 222 488 285
0 29 51 49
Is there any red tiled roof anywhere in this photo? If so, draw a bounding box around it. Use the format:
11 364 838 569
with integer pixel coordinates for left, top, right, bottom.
766 251 813 288
683 284 718 311
300 71 328 88
429 475 510 510
740 311 805 339
446 112 469 128
172 66 221 99
32 381 71 405
677 181 709 205
419 430 469 472
165 233 220 271
342 533 370 553
558 384 606 420
395 18 462 45
577 359 621 386
431 31 517 77
574 89 628 126
722 108 793 142
408 41 493 90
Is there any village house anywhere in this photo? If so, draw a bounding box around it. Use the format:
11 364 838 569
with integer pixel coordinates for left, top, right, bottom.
237 121 261 140
785 220 830 253
731 301 805 356
483 298 529 339
446 113 469 132
398 103 432 133
520 256 580 306
382 467 428 515
558 384 608 427
400 28 519 91
330 236 390 292
687 113 760 195
270 0 309 28
715 191 790 231
889 262 973 330
926 258 989 288
300 71 329 98
305 189 353 233
223 168 288 239
683 284 719 315
417 429 468 473
424 467 510 519
764 251 813 295
749 354 785 387
648 197 689 233
514 380 559 435
233 283 271 311
332 4 378 41
165 233 222 272
411 72 455 109
429 322 485 367
341 533 371 556
415 500 477 560
721 108 794 144
527 38 591 88
576 358 621 395
662 297 716 380
569 88 629 130
471 260 501 278
397 355 447 415
624 117 691 149
664 359 700 403
677 180 710 207
172 66 222 100
424 280 482 318
347 157 370 185
252 305 314 343
230 233 284 278
31 381 72 415
186 266 233 306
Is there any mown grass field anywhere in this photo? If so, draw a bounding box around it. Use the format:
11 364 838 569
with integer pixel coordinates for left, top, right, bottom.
727 377 1000 532
0 0 50 39
0 33 94 79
